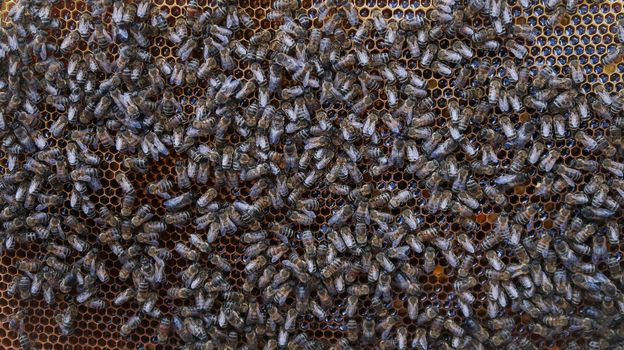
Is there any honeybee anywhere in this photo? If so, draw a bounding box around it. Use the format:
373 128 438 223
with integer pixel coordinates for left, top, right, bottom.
210 255 233 272
18 331 31 350
6 308 27 332
567 59 586 85
153 316 171 345
603 159 624 177
605 221 620 245
418 43 437 67
431 60 453 77
245 255 267 274
114 172 135 194
120 315 142 337
175 243 199 261
55 305 77 335
163 192 194 212
602 46 624 65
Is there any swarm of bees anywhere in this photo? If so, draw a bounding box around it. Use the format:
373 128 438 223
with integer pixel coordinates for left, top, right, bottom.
1 0 624 348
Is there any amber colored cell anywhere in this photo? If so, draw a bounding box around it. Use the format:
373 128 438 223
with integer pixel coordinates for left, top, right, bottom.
604 63 618 74
486 213 499 224
513 186 526 195
432 265 445 278
519 112 531 122
475 213 487 223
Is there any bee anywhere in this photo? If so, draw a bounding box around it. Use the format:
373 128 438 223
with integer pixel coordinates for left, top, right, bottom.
55 304 77 335
568 59 585 85
117 314 143 338
163 192 193 212
431 60 453 77
15 274 32 300
153 316 171 345
541 315 569 328
160 88 180 117
514 204 538 225
67 234 90 253
245 255 267 274
449 65 472 91
166 286 194 300
605 221 620 245
58 31 81 54
209 254 232 272
603 159 624 177
574 130 598 151
457 233 476 253
602 46 624 65
6 308 27 332
175 242 199 261
420 44 438 67
592 234 608 264
144 178 173 199
485 250 505 271
114 172 135 194
537 149 560 173
441 319 464 337
570 224 596 244
444 39 472 60
564 192 589 205
379 18 398 45
17 260 41 273
18 331 31 350
386 190 413 209
223 309 244 330
532 174 558 199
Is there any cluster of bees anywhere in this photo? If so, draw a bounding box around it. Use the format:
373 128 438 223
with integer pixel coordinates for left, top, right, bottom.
1 0 624 349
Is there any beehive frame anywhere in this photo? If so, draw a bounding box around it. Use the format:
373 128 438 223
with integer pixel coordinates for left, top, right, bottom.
0 0 624 349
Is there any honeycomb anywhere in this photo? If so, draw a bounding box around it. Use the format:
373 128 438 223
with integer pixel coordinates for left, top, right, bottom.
0 0 623 349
